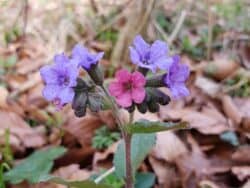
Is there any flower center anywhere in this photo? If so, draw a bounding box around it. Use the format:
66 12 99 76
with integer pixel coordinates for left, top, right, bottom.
123 82 132 91
142 51 151 65
58 75 70 86
53 97 61 106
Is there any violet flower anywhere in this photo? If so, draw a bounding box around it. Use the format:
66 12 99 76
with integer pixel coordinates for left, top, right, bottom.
109 69 146 108
163 55 190 98
40 53 79 109
129 35 173 73
72 44 104 70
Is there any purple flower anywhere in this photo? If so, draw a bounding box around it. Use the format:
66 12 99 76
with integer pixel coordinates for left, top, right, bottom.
40 53 79 109
129 35 173 73
72 44 104 70
163 55 190 98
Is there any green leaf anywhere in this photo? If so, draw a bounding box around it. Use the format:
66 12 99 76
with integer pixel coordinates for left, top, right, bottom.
113 133 156 178
127 120 188 134
135 173 155 188
4 147 66 184
41 176 111 188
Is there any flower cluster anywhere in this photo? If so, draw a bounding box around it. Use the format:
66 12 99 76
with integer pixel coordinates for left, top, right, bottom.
40 35 190 115
40 44 104 114
109 35 190 112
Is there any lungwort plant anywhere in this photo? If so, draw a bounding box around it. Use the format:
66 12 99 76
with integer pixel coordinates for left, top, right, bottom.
4 35 190 188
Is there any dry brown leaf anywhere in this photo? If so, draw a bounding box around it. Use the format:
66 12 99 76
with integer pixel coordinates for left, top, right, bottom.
232 146 250 163
163 106 229 135
0 86 8 108
63 113 103 147
0 110 46 151
242 179 250 188
151 131 188 162
199 180 220 188
16 58 45 75
204 57 239 81
93 142 118 169
232 166 250 181
221 95 242 125
195 76 221 98
149 157 180 188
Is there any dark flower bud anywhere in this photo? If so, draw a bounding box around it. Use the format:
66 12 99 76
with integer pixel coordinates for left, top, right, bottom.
136 102 147 114
149 88 171 105
147 100 160 113
72 92 87 112
87 64 104 86
138 67 149 76
74 107 87 117
88 93 103 112
126 104 135 113
146 74 165 88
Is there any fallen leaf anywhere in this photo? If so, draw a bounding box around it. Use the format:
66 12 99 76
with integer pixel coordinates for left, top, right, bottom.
221 95 242 125
151 131 188 162
204 57 239 81
149 157 180 188
232 146 250 163
162 106 229 135
232 166 250 181
0 110 46 151
195 76 221 98
0 86 8 108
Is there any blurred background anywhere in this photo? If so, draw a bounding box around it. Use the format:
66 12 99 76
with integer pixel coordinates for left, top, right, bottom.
0 0 250 187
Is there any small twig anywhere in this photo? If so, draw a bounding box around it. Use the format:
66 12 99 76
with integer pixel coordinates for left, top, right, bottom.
167 0 194 45
167 10 187 45
207 0 214 60
22 0 28 38
153 19 168 41
94 167 115 184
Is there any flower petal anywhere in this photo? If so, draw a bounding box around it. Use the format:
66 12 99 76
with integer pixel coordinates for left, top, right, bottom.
131 71 146 88
115 69 131 83
149 40 168 62
116 91 132 108
129 47 141 65
170 83 189 98
72 44 88 58
155 57 173 70
40 65 58 84
54 53 69 66
109 81 124 97
132 87 145 104
42 84 60 101
133 35 150 57
58 87 74 104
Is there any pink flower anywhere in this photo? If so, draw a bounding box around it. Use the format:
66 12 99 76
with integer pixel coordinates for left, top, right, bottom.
109 69 146 108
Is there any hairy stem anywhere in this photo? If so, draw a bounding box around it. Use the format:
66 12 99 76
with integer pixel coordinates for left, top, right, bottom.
124 133 133 188
100 85 134 188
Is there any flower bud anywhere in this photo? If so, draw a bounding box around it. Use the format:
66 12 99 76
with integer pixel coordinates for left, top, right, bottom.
126 104 135 113
74 107 87 117
136 102 147 114
138 67 149 76
146 74 165 88
88 93 102 112
87 64 104 86
147 100 160 113
72 92 87 117
149 88 171 105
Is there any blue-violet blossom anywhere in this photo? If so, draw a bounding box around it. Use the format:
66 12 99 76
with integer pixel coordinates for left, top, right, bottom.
72 44 104 70
40 53 79 109
129 35 173 73
163 55 190 98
